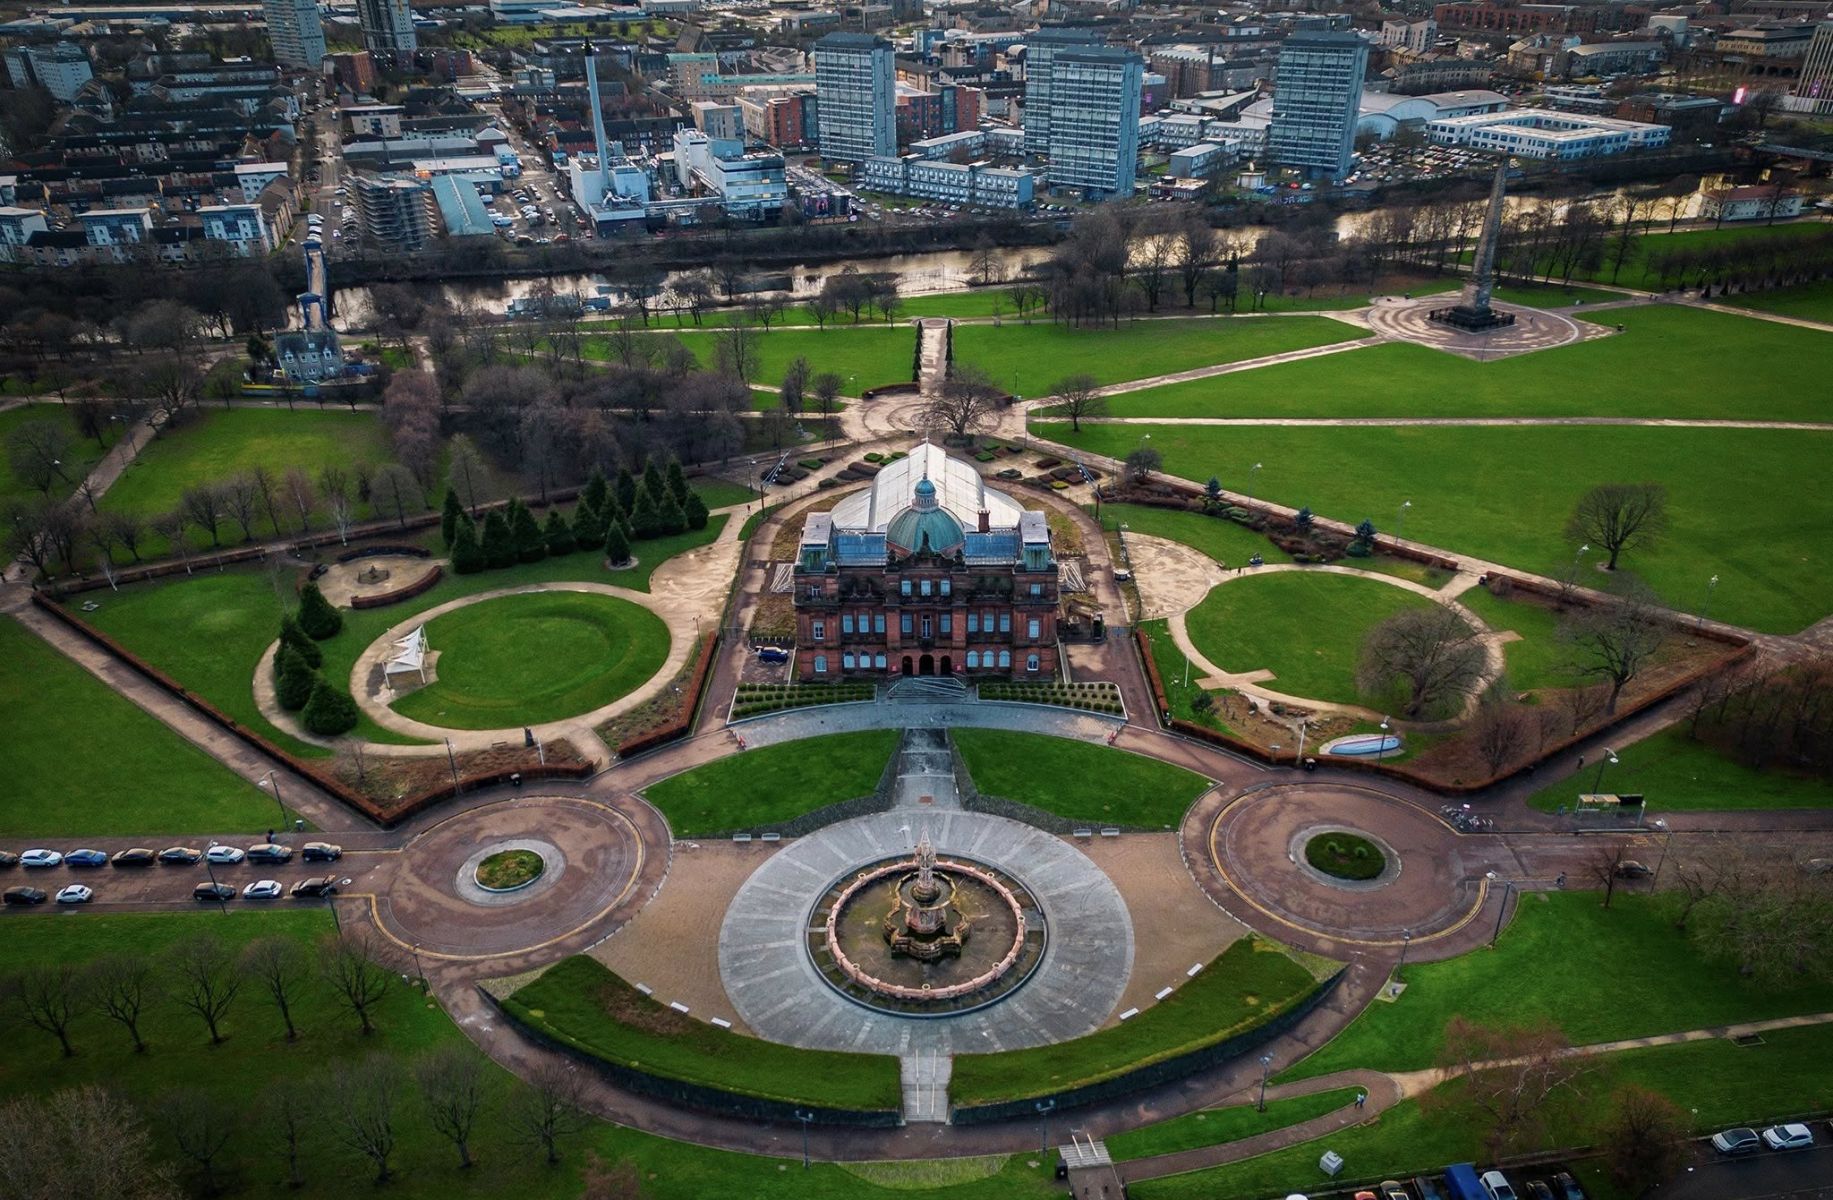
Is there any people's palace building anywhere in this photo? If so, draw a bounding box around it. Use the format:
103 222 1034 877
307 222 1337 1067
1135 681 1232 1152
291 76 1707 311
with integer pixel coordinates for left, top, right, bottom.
793 444 1060 681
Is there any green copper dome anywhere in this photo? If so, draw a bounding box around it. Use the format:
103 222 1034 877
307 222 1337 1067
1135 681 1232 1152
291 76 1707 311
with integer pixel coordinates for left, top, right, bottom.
886 505 965 555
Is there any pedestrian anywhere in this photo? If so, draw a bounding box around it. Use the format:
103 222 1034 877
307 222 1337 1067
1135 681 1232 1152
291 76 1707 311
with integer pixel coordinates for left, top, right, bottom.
1556 872 1566 889
266 828 274 844
1355 1091 1366 1109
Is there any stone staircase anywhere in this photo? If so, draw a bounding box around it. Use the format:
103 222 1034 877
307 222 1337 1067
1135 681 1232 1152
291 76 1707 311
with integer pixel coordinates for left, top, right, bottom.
886 676 968 701
917 318 950 396
900 1050 952 1123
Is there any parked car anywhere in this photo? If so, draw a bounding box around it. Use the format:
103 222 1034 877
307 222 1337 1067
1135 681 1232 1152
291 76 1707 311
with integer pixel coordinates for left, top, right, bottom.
1480 1171 1518 1200
3 886 48 905
1378 1183 1410 1200
66 849 108 868
205 845 246 865
242 880 283 900
1613 860 1653 880
20 850 63 868
55 884 93 904
0 851 19 867
1711 1127 1762 1155
302 843 343 862
111 848 157 867
1524 1182 1554 1200
1550 1171 1585 1200
1412 1176 1446 1200
290 877 337 898
192 882 235 903
1761 1123 1814 1150
756 646 790 664
158 846 202 865
247 844 293 864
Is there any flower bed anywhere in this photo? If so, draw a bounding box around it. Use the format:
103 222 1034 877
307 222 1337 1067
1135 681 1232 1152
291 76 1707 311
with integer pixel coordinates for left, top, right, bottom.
731 681 874 719
1304 833 1386 881
977 681 1124 716
476 848 545 891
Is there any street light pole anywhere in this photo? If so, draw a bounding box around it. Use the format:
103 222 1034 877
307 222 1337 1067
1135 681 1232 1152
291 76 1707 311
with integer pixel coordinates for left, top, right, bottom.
1377 717 1391 765
1391 928 1412 998
1395 499 1412 545
795 1110 813 1169
260 770 287 827
1485 871 1513 948
1650 818 1674 889
1295 719 1308 767
1698 574 1720 630
1036 1099 1056 1155
1591 747 1619 795
1257 1053 1273 1112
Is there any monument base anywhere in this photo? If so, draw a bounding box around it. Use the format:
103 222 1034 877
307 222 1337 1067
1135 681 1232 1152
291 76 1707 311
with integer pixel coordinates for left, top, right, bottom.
1427 304 1517 333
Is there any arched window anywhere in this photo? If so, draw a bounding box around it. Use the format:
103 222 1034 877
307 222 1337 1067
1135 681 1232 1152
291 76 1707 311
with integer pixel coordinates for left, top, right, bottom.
813 654 827 674
966 651 979 669
998 650 1011 668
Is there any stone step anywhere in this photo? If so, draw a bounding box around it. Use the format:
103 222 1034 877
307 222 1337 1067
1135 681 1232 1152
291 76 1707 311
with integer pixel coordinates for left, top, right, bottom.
900 1050 952 1124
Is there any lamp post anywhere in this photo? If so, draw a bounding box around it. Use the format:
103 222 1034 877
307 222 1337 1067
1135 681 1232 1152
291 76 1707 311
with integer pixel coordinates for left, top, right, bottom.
1391 928 1412 998
1248 461 1262 501
1295 718 1308 767
1485 870 1514 948
1257 1053 1273 1112
410 941 425 985
258 770 287 827
204 857 227 915
1395 499 1412 545
445 737 461 793
1698 574 1720 630
1591 747 1620 795
1377 717 1391 765
1571 543 1590 578
1650 818 1674 889
1036 1099 1056 1155
794 1109 813 1169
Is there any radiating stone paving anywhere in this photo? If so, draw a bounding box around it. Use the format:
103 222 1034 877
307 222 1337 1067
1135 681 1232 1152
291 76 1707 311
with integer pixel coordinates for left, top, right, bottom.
717 731 1134 1061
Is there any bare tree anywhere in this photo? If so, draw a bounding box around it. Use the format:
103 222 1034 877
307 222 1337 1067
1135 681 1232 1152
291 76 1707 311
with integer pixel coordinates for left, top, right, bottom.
1469 688 1534 777
222 474 261 541
369 464 421 529
1124 445 1162 484
1586 839 1636 909
415 1046 487 1169
1358 605 1488 719
920 364 1001 438
1601 1085 1686 1195
150 508 193 570
329 1055 401 1184
519 402 563 505
967 233 1004 286
1053 373 1106 434
508 1061 591 1166
165 1088 236 1196
1561 585 1667 714
1566 483 1668 572
85 954 158 1053
1174 209 1217 308
241 935 310 1041
1687 849 1833 985
711 323 758 382
811 372 843 420
0 1086 180 1200
4 419 75 494
179 484 228 547
247 464 285 536
1432 1017 1592 1159
260 1082 315 1191
318 932 390 1036
168 934 241 1045
5 964 88 1057
283 467 316 534
445 434 488 516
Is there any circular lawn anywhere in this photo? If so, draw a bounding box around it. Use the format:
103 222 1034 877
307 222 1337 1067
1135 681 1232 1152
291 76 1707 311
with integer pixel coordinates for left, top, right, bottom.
476 848 546 891
1184 571 1436 707
391 592 668 729
1304 832 1387 881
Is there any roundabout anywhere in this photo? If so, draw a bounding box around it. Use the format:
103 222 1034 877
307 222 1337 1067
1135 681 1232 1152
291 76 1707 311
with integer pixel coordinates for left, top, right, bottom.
473 846 548 893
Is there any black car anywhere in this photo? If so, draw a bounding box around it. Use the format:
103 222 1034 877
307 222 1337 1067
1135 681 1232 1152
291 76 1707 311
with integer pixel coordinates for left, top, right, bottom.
192 882 235 903
0 851 18 868
247 844 293 864
111 848 158 868
1551 1173 1586 1200
302 843 342 862
290 877 338 898
159 846 203 865
3 886 47 906
1526 1182 1556 1200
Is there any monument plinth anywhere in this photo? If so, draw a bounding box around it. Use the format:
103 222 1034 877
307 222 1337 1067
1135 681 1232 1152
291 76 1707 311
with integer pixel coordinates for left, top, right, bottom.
1430 162 1517 333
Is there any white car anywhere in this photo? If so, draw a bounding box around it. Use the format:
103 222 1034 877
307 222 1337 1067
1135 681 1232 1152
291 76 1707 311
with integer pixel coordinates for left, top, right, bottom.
1480 1172 1518 1200
54 884 93 904
205 845 246 865
242 880 283 900
20 849 63 868
1762 1123 1814 1150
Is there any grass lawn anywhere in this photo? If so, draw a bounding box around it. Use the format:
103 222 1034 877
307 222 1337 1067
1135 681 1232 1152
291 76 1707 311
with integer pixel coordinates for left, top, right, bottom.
0 911 1061 1200
101 408 396 532
1456 586 1574 691
1282 891 1833 1082
1185 571 1435 707
642 728 899 836
503 956 902 1111
0 403 116 502
0 616 274 837
951 729 1211 828
1141 619 1238 733
953 315 1359 398
585 326 916 390
1107 1087 1360 1161
1526 724 1833 813
1090 306 1833 421
1480 222 1833 292
1032 422 1833 635
1100 503 1292 570
82 514 726 757
1134 1023 1833 1200
1723 277 1833 324
691 477 759 508
949 938 1320 1107
391 591 668 729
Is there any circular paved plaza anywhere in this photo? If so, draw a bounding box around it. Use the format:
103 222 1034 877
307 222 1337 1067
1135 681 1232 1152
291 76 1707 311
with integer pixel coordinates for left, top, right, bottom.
1364 296 1586 360
718 809 1134 1056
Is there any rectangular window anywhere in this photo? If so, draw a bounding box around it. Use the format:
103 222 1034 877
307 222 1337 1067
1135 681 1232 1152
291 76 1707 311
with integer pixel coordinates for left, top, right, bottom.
967 613 979 633
940 579 951 596
901 614 913 634
841 614 854 634
814 654 827 674
999 613 1011 633
900 579 911 596
874 614 885 634
940 614 951 634
875 653 886 669
1030 583 1042 597
1027 618 1040 640
811 620 824 642
920 579 932 596
921 615 932 639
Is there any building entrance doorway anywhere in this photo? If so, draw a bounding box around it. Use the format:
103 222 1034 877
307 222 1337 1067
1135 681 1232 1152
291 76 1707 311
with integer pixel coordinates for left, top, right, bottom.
918 654 935 676
940 655 952 675
901 655 913 676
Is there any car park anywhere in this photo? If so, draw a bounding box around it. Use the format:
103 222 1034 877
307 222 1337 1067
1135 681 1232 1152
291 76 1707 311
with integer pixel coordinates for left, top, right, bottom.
1762 1123 1814 1150
205 845 246 865
1711 1127 1762 1155
20 849 63 868
247 844 293 863
290 877 338 898
242 880 283 900
193 882 235 903
4 886 48 905
55 884 93 904
66 849 108 868
111 848 157 867
303 843 343 862
159 846 202 864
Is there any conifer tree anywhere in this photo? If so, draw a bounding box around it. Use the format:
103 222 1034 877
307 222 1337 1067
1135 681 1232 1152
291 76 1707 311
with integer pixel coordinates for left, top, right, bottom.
451 513 485 574
275 645 317 711
604 521 631 567
511 501 547 563
296 581 343 640
683 492 709 531
614 466 637 515
440 488 463 548
302 679 359 736
482 509 515 569
544 509 576 555
279 614 322 669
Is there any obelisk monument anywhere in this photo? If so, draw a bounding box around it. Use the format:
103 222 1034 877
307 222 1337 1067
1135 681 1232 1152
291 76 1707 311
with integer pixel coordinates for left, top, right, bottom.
1430 161 1516 332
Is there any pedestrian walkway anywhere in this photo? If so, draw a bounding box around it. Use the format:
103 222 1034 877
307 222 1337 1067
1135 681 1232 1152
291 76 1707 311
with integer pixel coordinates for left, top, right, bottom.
1068 415 1833 431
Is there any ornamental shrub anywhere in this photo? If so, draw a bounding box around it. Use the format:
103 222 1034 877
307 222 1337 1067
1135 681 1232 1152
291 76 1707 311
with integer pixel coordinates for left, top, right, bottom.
544 509 577 555
604 521 631 567
482 510 515 569
301 679 359 736
275 645 316 711
451 515 485 574
296 582 343 640
279 615 322 669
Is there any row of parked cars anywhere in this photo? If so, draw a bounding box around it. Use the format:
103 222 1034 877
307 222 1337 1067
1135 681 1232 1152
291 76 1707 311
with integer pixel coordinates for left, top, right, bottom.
1712 1122 1818 1154
1332 1166 1585 1200
1 842 344 908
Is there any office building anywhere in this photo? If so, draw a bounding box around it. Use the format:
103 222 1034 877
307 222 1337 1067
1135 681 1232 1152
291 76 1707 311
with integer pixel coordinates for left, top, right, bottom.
814 32 895 163
1268 31 1368 179
1426 108 1669 158
263 0 325 69
1022 26 1102 155
1044 47 1142 199
860 155 1035 207
1787 22 1833 112
356 0 416 58
1380 18 1438 53
3 42 94 102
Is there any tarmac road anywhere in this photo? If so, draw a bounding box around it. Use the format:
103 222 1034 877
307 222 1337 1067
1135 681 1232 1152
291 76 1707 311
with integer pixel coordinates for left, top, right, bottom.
1665 1143 1833 1200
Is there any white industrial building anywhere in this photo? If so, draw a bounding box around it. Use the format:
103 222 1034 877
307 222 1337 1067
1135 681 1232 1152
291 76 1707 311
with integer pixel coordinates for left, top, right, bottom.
1426 108 1670 158
859 155 1035 207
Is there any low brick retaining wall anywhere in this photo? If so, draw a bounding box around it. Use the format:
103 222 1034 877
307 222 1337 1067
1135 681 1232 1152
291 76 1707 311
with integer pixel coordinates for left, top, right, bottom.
350 564 444 609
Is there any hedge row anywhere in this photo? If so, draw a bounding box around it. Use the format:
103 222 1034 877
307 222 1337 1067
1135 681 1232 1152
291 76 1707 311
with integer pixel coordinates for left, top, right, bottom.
349 564 444 610
730 682 874 719
616 631 721 759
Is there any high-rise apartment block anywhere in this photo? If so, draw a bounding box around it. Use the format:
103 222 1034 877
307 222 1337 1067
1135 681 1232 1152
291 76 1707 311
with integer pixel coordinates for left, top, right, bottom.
265 0 327 69
357 0 417 58
1044 47 1143 200
814 33 895 163
1268 31 1368 179
1022 26 1102 156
